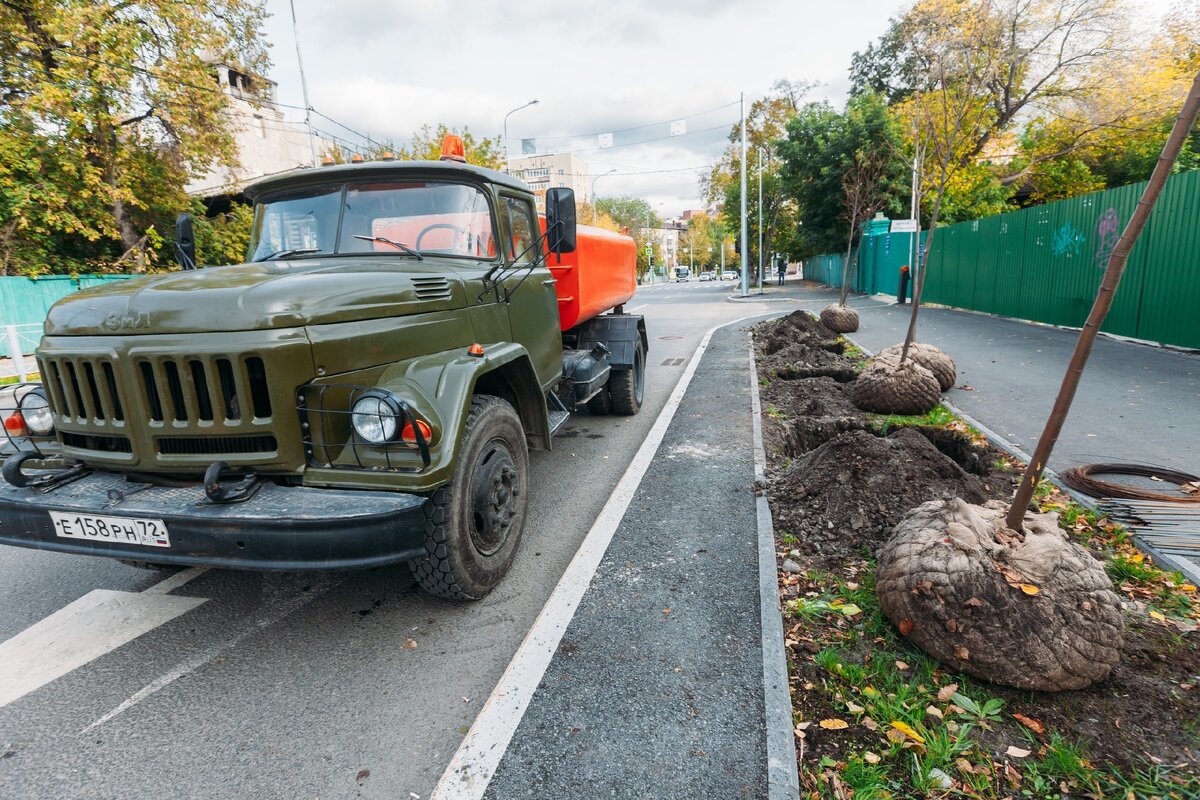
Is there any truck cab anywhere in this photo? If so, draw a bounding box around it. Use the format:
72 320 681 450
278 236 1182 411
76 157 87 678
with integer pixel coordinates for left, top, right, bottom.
0 139 647 600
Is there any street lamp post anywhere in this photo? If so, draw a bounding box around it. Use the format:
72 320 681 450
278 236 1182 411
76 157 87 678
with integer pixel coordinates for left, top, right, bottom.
590 168 616 223
503 99 539 172
757 146 766 295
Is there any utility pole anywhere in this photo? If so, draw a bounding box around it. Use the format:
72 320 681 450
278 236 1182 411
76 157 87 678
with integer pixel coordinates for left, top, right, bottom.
757 146 765 295
289 0 317 167
503 99 539 173
739 93 749 298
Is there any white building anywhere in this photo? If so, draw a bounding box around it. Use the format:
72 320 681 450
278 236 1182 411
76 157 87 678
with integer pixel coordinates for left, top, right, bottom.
186 64 332 197
506 153 592 206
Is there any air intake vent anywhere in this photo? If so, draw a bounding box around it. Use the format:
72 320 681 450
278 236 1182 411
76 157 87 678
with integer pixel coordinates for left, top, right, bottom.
411 276 452 300
156 435 278 455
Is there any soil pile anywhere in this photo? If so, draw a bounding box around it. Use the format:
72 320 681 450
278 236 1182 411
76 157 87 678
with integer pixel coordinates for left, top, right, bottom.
773 428 986 563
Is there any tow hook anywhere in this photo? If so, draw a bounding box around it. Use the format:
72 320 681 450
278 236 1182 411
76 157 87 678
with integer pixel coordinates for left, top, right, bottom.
1 451 90 491
203 461 263 504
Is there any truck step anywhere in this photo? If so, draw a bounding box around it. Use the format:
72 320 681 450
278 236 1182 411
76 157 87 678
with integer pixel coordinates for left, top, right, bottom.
549 409 570 436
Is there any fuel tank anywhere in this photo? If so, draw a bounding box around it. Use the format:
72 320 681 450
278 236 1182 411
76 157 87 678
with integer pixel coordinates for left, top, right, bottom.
540 219 636 331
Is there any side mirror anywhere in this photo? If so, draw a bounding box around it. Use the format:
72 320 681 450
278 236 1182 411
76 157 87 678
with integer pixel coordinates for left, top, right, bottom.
545 187 577 254
175 213 197 270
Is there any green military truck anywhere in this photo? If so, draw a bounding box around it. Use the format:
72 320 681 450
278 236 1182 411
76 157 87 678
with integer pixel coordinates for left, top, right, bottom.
0 139 647 600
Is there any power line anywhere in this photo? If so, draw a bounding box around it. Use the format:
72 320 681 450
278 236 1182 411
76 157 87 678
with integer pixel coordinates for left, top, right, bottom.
538 122 737 156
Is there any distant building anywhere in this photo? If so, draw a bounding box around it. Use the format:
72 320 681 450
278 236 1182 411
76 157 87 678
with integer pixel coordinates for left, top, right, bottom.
186 64 333 198
507 153 591 206
658 217 687 269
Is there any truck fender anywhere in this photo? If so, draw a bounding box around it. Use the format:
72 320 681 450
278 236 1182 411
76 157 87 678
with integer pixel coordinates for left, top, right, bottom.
569 314 647 369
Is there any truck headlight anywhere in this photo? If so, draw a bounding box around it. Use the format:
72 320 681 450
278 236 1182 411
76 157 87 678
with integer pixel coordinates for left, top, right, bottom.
351 392 402 444
18 391 53 436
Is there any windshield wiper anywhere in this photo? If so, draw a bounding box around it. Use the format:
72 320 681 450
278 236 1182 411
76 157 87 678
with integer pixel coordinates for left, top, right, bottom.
353 235 424 260
254 248 322 262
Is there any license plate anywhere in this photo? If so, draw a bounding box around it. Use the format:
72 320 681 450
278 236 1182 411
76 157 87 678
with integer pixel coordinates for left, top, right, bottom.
49 511 171 548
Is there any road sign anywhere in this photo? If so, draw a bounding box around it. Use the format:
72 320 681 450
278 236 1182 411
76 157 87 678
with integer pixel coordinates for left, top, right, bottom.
891 219 918 233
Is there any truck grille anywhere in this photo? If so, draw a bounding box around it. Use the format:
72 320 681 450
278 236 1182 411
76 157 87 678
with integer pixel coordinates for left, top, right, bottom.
40 357 125 422
156 435 278 455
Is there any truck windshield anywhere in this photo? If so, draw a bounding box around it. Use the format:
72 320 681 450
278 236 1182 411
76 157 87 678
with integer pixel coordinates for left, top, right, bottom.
248 181 498 262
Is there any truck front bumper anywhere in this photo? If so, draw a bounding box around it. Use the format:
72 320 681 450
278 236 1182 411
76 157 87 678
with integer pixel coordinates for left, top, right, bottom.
0 470 428 570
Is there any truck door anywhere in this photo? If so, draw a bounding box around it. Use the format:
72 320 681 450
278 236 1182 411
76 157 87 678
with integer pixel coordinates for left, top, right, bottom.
498 194 562 390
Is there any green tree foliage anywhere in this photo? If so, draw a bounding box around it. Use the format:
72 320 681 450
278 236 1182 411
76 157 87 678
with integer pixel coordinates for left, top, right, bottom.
596 196 661 274
682 212 732 271
192 200 254 266
0 0 269 275
777 93 908 257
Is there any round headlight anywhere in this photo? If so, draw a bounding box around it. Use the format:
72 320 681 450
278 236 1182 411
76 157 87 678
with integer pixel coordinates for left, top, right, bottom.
19 391 53 436
351 393 400 444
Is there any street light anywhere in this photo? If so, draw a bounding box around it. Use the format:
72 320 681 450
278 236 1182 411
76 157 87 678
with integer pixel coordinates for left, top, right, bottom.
503 99 539 171
590 168 617 223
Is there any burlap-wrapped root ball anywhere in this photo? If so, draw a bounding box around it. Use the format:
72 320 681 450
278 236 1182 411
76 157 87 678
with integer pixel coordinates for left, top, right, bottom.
877 498 1123 691
819 304 860 333
851 360 941 415
874 342 957 391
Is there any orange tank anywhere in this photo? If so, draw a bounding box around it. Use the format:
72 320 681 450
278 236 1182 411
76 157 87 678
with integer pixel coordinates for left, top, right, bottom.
539 217 637 331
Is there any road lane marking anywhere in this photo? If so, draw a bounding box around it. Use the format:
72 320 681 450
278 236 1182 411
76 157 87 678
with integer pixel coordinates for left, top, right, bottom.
81 574 335 732
432 313 763 800
0 589 207 708
143 566 209 594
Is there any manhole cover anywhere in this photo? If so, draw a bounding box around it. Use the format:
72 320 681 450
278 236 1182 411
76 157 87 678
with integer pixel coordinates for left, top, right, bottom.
657 335 683 340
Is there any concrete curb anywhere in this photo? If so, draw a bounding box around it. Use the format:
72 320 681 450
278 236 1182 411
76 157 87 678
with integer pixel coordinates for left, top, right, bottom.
747 326 802 800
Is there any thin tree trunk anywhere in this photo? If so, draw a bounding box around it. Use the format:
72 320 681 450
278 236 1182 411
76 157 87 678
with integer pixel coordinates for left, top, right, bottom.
838 220 856 306
899 180 944 364
1005 70 1200 532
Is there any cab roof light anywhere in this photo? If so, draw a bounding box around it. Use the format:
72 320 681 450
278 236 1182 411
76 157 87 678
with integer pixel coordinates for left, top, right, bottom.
467 343 485 357
350 153 365 164
440 135 467 163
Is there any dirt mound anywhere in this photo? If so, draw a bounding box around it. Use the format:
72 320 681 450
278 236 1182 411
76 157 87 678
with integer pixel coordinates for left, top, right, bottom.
769 427 986 565
758 310 839 356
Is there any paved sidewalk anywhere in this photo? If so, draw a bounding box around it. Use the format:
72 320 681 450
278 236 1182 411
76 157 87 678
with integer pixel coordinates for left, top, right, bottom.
482 323 787 799
798 285 1200 579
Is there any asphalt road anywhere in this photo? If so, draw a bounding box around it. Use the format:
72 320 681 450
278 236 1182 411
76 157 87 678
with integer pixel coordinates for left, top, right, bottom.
0 277 789 800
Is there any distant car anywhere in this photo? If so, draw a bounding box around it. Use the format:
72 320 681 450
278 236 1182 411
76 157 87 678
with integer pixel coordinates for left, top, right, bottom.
674 267 690 282
698 271 716 282
721 270 738 281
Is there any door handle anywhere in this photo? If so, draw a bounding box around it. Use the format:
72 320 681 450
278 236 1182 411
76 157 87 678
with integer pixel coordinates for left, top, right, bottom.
542 279 557 286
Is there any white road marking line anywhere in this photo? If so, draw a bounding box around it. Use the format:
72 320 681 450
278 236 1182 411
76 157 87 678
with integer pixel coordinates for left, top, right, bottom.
82 574 335 732
143 566 209 595
432 313 761 800
0 589 207 709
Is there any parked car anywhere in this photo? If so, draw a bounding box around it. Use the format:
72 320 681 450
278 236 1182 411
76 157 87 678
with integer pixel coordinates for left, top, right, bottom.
721 270 738 281
698 271 716 282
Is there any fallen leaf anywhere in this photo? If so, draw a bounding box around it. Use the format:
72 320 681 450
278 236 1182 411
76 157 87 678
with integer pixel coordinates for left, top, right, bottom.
863 751 880 764
863 686 881 699
819 718 849 730
899 618 915 635
862 717 879 731
1181 584 1197 593
937 683 960 702
841 603 863 617
846 701 864 714
1018 583 1040 596
953 644 970 661
1130 553 1145 563
964 597 984 608
794 727 807 740
925 704 944 720
1006 746 1032 758
846 582 860 590
1149 610 1166 622
403 639 418 649
1012 713 1045 735
890 720 926 744
795 721 811 731
356 769 371 781
895 660 910 671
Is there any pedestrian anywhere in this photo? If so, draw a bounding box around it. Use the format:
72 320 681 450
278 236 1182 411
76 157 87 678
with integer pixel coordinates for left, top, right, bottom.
776 259 787 286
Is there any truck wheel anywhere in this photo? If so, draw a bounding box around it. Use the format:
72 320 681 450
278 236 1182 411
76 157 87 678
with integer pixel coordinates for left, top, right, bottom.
409 395 529 600
608 338 645 416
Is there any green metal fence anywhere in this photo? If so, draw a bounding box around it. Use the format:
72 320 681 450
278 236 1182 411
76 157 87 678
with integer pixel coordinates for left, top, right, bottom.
807 169 1200 350
0 275 134 357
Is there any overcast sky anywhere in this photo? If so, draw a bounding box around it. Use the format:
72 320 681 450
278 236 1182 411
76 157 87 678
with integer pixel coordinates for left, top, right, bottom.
260 0 1176 217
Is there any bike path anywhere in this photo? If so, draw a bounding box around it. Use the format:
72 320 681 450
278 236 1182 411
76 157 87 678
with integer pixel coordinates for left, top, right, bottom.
480 322 782 799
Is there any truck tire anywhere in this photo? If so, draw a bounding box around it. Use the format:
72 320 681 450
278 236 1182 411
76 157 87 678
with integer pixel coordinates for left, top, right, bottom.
608 338 645 416
409 395 529 600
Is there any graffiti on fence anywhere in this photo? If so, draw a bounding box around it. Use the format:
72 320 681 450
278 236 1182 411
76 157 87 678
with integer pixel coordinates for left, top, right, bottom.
1094 208 1121 269
1050 222 1086 257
